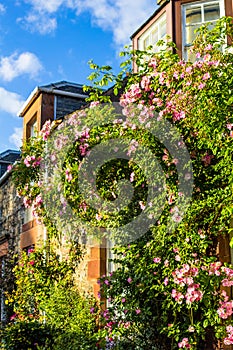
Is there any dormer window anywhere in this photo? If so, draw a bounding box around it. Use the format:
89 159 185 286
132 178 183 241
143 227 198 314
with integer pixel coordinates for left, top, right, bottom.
182 0 225 60
138 12 167 53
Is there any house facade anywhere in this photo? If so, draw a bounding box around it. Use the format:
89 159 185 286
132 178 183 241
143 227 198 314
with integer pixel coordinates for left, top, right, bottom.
132 2 233 348
17 81 107 298
18 81 88 251
2 1 232 339
131 0 233 265
132 0 233 61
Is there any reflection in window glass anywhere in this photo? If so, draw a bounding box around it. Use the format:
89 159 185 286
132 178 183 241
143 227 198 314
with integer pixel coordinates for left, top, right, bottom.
160 19 167 38
204 3 220 21
30 120 37 138
138 13 167 54
186 24 202 44
152 28 158 46
143 36 150 50
186 7 202 25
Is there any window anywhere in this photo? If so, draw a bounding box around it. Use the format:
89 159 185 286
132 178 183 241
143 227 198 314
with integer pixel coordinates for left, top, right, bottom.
24 207 33 224
106 241 120 275
182 0 225 60
138 13 167 53
30 120 37 137
106 239 116 276
26 114 37 139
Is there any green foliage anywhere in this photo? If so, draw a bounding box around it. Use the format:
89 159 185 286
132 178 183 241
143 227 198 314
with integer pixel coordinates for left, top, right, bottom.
1 246 99 350
88 17 233 349
41 284 98 350
10 16 233 350
0 320 54 350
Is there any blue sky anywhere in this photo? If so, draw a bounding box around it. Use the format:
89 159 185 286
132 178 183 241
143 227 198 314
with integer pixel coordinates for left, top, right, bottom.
0 0 157 154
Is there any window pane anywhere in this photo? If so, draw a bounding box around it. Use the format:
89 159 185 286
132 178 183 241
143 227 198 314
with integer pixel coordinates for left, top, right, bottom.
186 24 201 44
186 47 196 62
160 19 167 38
30 120 37 137
143 36 150 50
151 28 158 45
204 3 220 22
186 6 201 25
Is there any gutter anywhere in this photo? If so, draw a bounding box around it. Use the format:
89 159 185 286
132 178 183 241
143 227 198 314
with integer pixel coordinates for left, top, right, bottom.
0 168 12 186
0 160 13 164
0 158 20 185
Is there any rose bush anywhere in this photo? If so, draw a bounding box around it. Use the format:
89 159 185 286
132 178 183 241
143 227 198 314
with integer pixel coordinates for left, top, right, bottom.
8 16 233 349
0 246 99 350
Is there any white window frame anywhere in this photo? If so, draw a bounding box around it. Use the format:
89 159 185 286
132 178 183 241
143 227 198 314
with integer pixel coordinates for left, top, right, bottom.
24 207 33 223
182 0 225 60
138 12 167 53
106 239 117 276
30 119 37 138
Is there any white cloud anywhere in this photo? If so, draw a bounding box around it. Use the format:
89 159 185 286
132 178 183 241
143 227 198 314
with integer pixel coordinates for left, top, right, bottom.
24 0 64 13
0 87 25 115
74 0 155 45
20 0 155 45
9 127 23 149
0 52 43 82
0 3 6 14
17 13 57 34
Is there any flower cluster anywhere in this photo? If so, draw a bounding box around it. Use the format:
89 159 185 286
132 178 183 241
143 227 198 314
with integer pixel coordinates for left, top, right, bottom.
24 155 42 168
39 120 52 141
224 325 233 345
172 264 199 286
178 337 191 349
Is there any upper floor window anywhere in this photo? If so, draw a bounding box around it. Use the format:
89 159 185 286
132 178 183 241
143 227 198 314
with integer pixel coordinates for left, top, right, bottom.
26 114 37 139
138 13 167 53
182 0 225 60
30 120 37 138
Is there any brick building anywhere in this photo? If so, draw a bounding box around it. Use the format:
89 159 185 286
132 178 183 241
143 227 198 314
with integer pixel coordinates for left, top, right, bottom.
17 80 107 297
133 0 233 266
0 81 89 324
18 81 88 251
0 150 22 323
131 0 233 60
16 0 233 301
1 2 232 341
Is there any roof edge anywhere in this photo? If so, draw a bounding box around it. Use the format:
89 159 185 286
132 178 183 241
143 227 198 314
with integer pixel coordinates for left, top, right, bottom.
17 86 39 117
0 167 12 185
130 0 169 39
18 84 88 118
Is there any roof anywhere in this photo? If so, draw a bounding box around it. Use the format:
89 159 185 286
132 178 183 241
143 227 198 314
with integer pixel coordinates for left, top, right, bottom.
0 168 12 186
130 1 168 39
40 81 85 94
0 150 20 181
18 80 88 117
0 149 20 163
